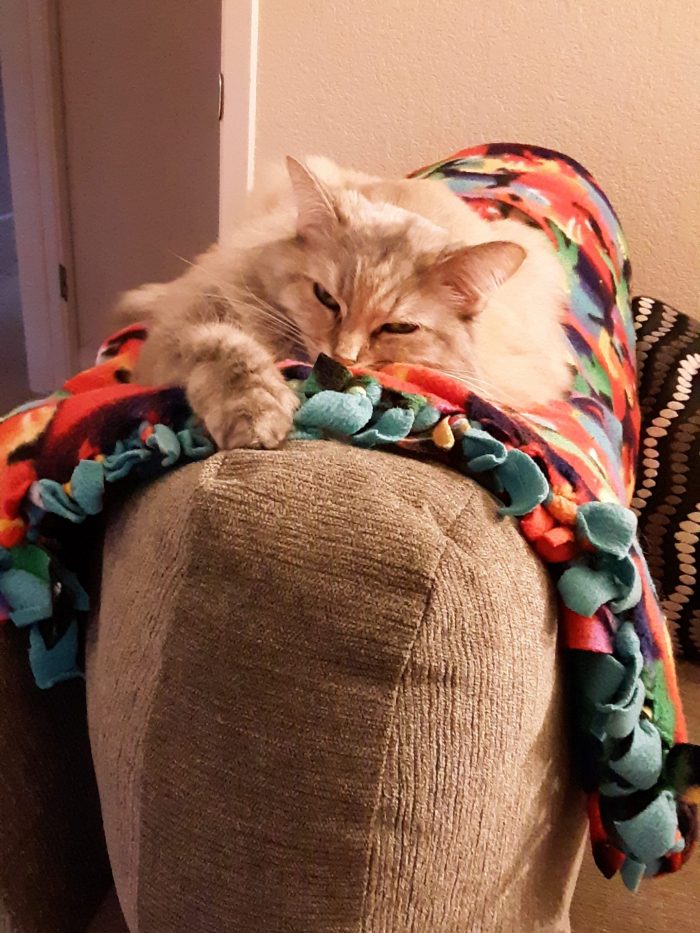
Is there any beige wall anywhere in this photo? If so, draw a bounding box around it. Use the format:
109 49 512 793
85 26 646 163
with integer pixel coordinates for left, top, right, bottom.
256 0 699 315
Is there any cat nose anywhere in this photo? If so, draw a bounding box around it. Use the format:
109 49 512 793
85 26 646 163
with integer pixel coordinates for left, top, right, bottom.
334 336 363 366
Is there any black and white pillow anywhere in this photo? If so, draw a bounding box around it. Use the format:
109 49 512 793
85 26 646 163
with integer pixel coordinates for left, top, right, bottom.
632 296 700 662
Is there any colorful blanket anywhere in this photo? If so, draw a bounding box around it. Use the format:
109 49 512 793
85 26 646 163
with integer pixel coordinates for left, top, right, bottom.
1 144 698 890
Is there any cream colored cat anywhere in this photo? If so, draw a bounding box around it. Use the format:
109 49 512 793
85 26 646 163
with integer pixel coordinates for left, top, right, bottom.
116 157 572 449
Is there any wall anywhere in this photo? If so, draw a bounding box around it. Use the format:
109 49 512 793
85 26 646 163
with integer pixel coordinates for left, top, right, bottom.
58 0 221 361
255 0 699 315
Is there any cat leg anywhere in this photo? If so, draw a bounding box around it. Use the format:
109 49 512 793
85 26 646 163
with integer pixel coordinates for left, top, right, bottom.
136 320 299 450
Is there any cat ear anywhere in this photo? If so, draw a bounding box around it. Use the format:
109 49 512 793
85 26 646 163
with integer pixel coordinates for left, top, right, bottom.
286 156 338 239
431 241 526 316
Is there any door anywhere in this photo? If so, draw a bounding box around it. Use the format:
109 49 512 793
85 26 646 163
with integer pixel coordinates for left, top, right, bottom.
1 0 222 390
58 0 222 367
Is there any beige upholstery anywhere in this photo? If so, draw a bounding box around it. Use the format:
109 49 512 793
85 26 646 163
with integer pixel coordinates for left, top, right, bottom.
86 443 587 931
3 441 697 930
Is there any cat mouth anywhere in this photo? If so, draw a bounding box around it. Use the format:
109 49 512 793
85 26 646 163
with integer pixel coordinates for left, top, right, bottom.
331 357 394 371
365 360 393 369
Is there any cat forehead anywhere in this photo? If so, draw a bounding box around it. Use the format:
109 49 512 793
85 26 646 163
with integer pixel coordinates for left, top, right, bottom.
330 249 436 312
333 245 420 298
337 190 447 249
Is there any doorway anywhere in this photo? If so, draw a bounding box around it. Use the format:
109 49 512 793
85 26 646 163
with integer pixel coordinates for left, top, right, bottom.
1 0 222 398
0 64 30 411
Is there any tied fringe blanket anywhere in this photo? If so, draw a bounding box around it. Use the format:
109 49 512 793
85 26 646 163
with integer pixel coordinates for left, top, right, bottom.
1 144 699 891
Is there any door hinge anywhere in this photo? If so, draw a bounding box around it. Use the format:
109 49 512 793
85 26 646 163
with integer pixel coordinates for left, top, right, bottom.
58 264 69 301
218 72 224 121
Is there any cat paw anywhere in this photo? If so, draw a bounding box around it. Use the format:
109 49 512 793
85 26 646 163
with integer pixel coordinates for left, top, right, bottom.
189 364 299 450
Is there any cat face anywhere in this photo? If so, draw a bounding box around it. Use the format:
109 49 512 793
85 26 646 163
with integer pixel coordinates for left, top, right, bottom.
265 159 525 374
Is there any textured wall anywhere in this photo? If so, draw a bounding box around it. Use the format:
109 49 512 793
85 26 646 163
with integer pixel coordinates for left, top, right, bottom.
256 0 699 315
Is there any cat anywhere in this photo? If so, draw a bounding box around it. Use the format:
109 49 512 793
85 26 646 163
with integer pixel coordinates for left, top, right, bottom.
115 156 572 449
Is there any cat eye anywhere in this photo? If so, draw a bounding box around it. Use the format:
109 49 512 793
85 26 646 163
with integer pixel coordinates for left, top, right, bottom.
313 282 341 313
380 322 419 335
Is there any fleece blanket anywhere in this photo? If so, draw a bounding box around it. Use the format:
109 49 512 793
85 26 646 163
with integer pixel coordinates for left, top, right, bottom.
1 143 698 890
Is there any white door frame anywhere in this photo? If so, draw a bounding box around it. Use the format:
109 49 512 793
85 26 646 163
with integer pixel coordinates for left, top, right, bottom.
1 0 78 394
219 0 259 236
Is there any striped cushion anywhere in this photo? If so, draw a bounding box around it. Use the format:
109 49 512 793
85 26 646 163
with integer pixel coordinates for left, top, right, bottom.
633 296 700 661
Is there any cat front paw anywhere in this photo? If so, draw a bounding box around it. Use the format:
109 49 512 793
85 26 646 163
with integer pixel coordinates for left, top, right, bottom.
188 364 299 450
205 383 299 450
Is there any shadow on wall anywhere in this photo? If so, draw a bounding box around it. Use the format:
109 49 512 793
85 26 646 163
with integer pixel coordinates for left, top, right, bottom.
0 64 30 412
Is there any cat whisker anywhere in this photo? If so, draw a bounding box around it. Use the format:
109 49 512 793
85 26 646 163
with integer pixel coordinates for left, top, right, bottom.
238 289 311 339
443 372 508 398
231 286 302 326
202 291 310 346
167 251 306 341
429 364 498 389
169 251 214 276
427 365 520 407
239 290 334 347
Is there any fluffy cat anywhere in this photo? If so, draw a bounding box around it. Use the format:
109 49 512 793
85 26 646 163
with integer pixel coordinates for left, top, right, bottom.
115 157 572 449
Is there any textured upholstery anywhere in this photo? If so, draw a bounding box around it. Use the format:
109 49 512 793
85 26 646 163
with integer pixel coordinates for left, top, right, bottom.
87 443 586 931
3 441 697 930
